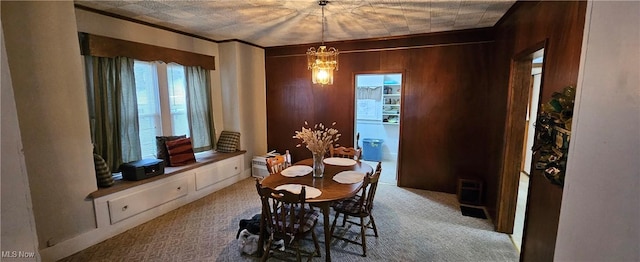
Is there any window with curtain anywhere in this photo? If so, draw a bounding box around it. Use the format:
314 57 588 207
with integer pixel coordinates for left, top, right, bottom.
167 64 190 137
133 61 161 159
87 57 215 169
132 60 213 159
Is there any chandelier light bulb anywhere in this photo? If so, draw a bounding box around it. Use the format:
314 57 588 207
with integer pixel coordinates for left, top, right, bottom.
317 69 329 81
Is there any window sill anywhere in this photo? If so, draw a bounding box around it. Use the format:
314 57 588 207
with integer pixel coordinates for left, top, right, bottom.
88 150 246 199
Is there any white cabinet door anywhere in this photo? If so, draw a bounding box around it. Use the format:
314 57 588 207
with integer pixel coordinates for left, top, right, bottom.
194 156 242 191
107 178 188 224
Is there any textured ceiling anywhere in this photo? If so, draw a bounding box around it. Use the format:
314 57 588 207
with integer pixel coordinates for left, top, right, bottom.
75 0 515 47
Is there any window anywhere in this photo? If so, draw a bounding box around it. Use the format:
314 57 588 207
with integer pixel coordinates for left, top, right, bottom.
134 61 193 159
167 64 190 137
83 37 215 170
134 61 161 159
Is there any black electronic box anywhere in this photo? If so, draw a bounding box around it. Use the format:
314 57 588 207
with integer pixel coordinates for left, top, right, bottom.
120 159 165 181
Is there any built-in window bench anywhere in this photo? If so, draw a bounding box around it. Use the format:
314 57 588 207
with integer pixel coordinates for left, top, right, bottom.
86 150 246 247
89 150 246 199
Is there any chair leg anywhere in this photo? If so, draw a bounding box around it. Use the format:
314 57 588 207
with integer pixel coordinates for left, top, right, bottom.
261 238 272 262
330 211 340 236
369 214 379 237
295 239 301 262
360 216 367 257
342 214 348 227
311 228 321 257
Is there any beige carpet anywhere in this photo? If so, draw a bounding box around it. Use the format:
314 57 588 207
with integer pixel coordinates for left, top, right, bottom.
60 178 518 261
361 160 397 184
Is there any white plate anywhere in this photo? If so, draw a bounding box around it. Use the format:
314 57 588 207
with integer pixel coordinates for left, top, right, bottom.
323 157 357 166
281 165 312 177
274 184 322 199
333 171 366 184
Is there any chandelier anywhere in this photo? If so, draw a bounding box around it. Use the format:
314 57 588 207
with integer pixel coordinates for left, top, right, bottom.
306 0 338 85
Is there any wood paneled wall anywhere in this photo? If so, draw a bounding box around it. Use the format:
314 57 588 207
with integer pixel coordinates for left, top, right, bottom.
265 29 495 193
489 1 587 261
265 2 586 260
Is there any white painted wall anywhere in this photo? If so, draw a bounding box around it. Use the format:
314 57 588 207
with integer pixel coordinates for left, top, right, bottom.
1 1 97 250
1 23 41 261
555 1 640 261
219 42 240 132
219 42 268 174
523 68 542 175
356 121 399 161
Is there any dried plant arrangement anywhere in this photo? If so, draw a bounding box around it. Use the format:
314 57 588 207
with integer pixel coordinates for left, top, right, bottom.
293 121 341 156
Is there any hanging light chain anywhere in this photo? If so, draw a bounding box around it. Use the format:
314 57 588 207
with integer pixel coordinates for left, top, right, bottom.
319 0 328 45
321 4 325 45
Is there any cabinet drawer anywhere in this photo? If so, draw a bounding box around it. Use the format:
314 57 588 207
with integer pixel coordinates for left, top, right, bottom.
194 164 217 191
218 156 242 179
108 178 188 224
195 156 241 191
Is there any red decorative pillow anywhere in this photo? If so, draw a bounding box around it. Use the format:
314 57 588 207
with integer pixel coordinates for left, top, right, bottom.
165 137 196 166
156 135 186 163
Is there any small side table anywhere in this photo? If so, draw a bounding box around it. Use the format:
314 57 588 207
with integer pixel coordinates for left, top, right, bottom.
457 178 483 206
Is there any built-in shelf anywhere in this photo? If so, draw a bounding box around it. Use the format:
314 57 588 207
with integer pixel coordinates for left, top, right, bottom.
382 84 401 124
356 74 402 124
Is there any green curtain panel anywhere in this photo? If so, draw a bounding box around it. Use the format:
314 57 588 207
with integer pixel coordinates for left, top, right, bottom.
86 56 141 171
117 57 142 164
185 66 215 152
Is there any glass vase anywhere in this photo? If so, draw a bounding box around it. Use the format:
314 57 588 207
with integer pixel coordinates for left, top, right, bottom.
312 152 325 178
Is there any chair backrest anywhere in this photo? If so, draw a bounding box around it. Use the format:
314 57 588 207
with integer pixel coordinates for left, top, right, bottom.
364 163 382 213
330 145 362 160
356 162 381 214
255 180 309 242
374 161 382 175
265 155 287 174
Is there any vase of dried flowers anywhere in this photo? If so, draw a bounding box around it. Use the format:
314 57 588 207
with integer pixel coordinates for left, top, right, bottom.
293 121 341 178
312 152 325 178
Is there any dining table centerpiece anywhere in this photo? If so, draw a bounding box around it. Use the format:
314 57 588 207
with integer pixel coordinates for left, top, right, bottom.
293 121 341 178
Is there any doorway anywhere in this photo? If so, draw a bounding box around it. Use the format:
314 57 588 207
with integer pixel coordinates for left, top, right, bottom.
496 42 547 249
511 49 544 251
354 73 402 184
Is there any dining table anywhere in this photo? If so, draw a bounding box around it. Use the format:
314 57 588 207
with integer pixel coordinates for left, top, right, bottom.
259 157 373 262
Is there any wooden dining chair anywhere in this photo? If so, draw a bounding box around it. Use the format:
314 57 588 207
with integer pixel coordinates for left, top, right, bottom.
265 155 287 174
329 145 362 160
329 162 381 257
342 161 381 219
255 180 321 261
